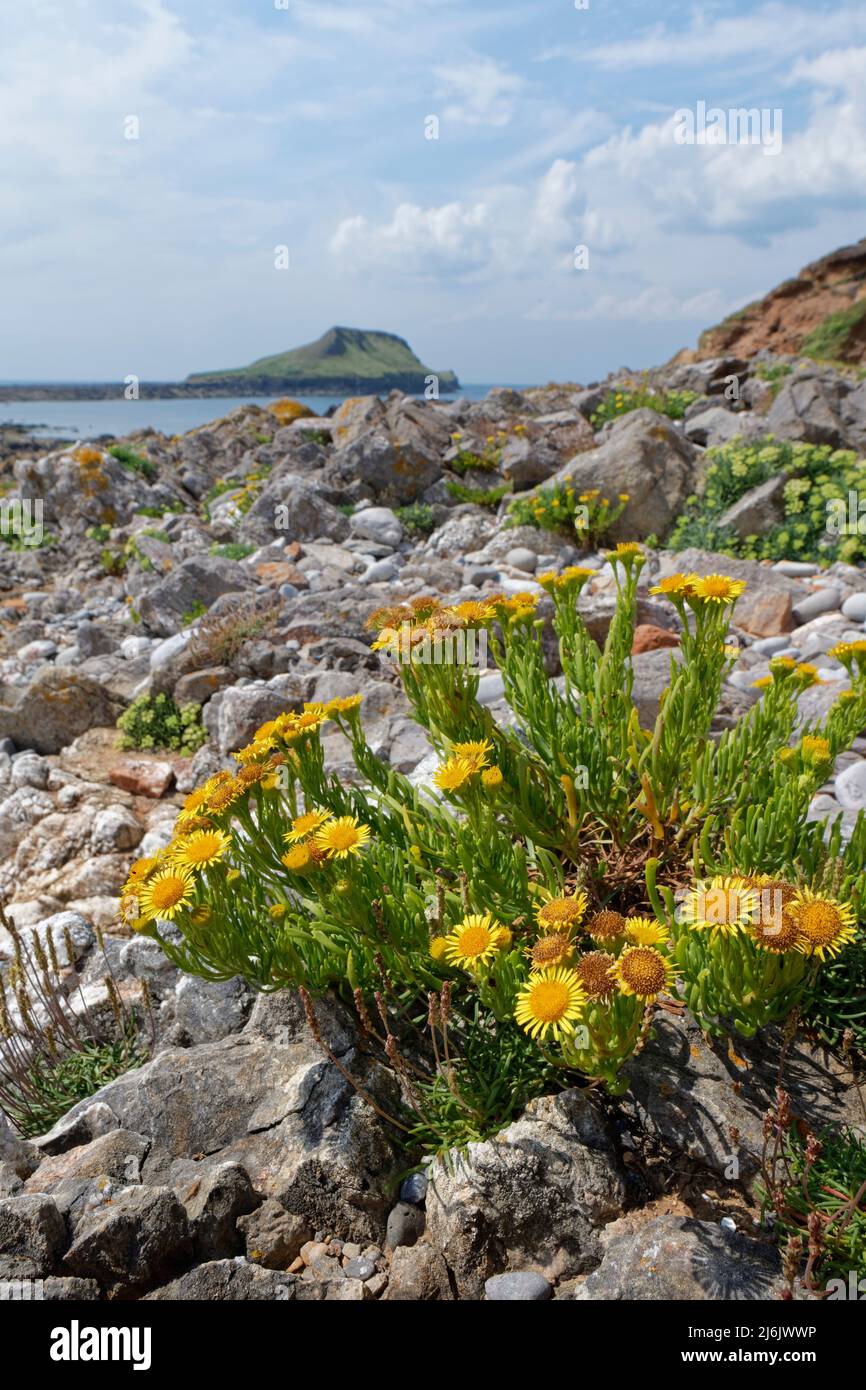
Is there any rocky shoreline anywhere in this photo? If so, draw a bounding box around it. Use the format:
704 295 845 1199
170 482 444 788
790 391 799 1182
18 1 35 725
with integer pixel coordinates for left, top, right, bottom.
0 340 864 1302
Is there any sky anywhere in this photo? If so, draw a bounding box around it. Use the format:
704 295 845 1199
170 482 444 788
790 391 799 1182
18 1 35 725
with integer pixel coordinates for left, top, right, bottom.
2 0 865 385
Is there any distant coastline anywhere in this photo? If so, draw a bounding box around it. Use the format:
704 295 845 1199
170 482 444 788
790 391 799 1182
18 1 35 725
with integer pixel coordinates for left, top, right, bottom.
0 376 455 402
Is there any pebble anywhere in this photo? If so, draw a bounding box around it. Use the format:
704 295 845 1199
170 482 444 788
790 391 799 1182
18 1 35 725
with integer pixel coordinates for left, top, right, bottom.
476 672 505 705
505 546 538 573
484 1272 553 1301
792 588 842 623
719 1217 737 1234
400 1172 428 1204
773 561 820 577
467 566 500 586
841 592 866 622
361 558 399 584
833 760 866 811
385 1201 425 1250
750 635 792 655
343 1258 377 1281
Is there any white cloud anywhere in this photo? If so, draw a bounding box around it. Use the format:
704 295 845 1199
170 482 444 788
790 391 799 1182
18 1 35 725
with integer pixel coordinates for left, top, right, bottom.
434 56 527 127
526 286 727 323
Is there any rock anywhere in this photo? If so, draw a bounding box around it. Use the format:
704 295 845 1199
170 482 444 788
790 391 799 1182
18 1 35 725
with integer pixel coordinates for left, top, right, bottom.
570 1215 782 1300
349 507 404 548
145 1258 299 1301
630 647 684 725
64 1186 193 1297
842 592 866 622
238 1198 311 1269
0 1195 67 1279
0 1113 39 1180
385 1201 425 1251
683 406 758 448
750 634 792 655
138 556 253 638
425 1090 625 1297
504 546 538 573
541 410 697 542
833 759 866 810
42 1276 102 1300
631 623 680 655
173 976 252 1045
499 435 560 488
76 619 119 659
383 1243 454 1301
108 757 175 798
399 1172 428 1205
24 1130 150 1195
0 669 120 755
41 1025 403 1245
792 587 842 624
89 805 143 854
774 560 820 577
485 1271 553 1301
718 474 787 538
360 558 398 584
173 666 234 706
211 684 298 756
10 753 50 789
344 1256 377 1281
765 375 848 448
243 477 351 546
179 1162 258 1261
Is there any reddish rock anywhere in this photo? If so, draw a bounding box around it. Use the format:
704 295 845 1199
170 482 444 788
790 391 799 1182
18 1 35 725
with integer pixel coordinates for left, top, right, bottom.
631 624 680 655
254 561 308 589
109 757 175 798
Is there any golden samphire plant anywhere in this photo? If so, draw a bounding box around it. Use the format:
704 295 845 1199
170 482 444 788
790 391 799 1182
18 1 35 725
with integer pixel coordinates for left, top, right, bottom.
120 546 866 1148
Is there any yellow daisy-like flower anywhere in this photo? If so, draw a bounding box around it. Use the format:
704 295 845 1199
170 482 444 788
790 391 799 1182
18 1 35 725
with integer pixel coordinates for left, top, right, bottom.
237 763 268 787
613 946 675 1000
751 675 773 689
515 967 586 1041
650 573 695 598
529 934 573 971
448 601 493 626
794 663 825 689
606 542 643 563
429 936 449 961
443 914 508 971
326 694 364 716
139 868 195 922
624 916 669 947
787 888 857 960
172 828 232 870
206 779 244 813
451 739 493 771
281 843 313 872
681 875 757 938
235 737 275 765
181 786 211 815
284 808 332 844
687 574 746 604
125 855 160 885
432 755 475 792
481 765 504 789
585 909 627 944
574 950 618 1000
313 816 371 860
741 875 799 950
536 890 588 933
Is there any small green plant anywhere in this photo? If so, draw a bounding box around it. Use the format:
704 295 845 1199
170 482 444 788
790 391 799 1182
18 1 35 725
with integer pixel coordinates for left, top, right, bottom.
117 692 207 755
446 481 510 508
755 362 793 396
135 501 184 518
210 541 255 561
108 444 157 483
86 524 112 544
0 907 148 1139
100 545 127 576
591 376 697 430
669 437 866 565
801 301 866 363
395 503 435 537
182 600 208 626
762 1090 866 1295
448 430 504 475
507 482 628 543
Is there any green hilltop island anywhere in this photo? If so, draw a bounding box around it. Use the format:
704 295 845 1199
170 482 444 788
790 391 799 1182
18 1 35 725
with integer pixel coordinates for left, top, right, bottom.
185 326 460 396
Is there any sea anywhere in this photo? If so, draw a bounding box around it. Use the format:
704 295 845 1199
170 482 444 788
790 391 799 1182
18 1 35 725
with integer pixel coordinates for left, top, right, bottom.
0 385 529 443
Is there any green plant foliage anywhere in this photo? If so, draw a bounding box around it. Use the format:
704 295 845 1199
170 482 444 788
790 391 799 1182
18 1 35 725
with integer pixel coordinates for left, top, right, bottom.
591 376 697 430
395 503 435 537
445 481 510 508
210 541 255 561
668 437 866 564
117 692 207 755
107 444 157 482
801 301 866 363
126 557 866 1154
507 482 628 542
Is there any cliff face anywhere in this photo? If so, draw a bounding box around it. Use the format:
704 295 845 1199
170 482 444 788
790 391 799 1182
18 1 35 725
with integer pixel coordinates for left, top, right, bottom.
688 238 866 365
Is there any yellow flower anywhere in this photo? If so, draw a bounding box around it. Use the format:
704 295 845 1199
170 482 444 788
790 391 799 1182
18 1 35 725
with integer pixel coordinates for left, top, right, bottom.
613 946 675 1000
172 828 232 870
450 738 493 771
139 868 195 922
606 542 643 563
536 891 588 933
515 968 586 1041
326 694 363 715
281 843 313 872
181 786 211 815
481 765 504 789
206 779 243 813
529 934 573 971
751 675 773 689
313 816 371 860
429 936 448 961
624 917 669 947
650 573 695 598
681 875 757 939
433 755 475 792
269 903 287 920
787 888 856 960
687 574 746 604
794 663 825 688
443 914 508 971
800 735 832 766
284 809 332 843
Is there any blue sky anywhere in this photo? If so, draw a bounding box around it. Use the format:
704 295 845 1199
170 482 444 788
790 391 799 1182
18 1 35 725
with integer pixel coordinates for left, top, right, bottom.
2 0 865 384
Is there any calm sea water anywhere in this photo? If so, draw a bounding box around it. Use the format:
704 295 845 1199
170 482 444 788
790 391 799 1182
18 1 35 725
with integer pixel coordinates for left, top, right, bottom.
0 385 528 442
